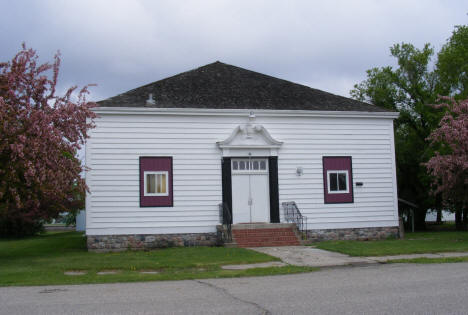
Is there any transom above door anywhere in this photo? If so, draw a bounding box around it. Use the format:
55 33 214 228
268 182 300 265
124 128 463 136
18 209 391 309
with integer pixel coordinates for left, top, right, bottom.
231 158 268 173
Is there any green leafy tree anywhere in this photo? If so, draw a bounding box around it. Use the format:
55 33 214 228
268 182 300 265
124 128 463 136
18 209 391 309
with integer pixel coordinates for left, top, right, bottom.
436 26 468 99
350 31 468 229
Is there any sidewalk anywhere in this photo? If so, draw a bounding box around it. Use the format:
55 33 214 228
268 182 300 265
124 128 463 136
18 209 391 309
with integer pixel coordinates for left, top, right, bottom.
250 246 374 267
222 246 468 270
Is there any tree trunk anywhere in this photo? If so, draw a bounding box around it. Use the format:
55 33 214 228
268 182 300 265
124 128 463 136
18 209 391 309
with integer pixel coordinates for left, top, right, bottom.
414 208 427 230
462 208 468 231
455 209 463 230
436 209 442 224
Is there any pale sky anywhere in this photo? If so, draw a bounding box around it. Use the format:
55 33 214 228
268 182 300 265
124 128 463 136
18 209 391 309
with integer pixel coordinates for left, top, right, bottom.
1 0 467 102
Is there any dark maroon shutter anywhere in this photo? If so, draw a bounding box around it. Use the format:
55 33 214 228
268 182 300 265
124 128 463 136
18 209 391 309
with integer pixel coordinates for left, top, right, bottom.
268 156 280 223
323 156 353 204
140 157 173 207
221 157 232 224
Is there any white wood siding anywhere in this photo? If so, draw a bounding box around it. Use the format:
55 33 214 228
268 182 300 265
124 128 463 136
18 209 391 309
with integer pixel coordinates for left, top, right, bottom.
86 112 398 235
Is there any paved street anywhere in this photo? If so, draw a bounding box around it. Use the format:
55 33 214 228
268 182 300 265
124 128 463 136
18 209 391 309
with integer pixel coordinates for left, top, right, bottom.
1 262 468 315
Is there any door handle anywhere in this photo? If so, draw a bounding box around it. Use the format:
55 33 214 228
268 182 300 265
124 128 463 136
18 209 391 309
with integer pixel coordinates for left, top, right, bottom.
248 198 253 205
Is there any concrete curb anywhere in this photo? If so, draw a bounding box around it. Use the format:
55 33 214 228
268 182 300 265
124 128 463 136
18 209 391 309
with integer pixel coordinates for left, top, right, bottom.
367 251 468 262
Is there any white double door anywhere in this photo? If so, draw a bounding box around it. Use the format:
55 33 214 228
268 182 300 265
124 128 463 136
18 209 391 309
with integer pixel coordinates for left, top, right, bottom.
231 158 270 223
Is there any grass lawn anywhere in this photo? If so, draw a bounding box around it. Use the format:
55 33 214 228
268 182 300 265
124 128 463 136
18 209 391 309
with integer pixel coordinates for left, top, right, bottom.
315 230 468 257
0 232 315 287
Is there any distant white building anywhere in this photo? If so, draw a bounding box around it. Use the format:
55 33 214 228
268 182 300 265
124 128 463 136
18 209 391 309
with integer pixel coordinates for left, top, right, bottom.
76 210 86 231
426 210 455 222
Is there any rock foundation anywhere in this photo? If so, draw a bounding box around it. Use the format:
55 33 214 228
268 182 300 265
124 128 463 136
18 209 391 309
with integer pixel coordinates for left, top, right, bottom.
87 233 219 252
87 226 399 251
305 226 399 242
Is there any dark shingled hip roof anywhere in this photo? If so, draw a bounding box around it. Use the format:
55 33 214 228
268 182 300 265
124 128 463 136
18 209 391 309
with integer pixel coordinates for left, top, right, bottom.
98 61 388 112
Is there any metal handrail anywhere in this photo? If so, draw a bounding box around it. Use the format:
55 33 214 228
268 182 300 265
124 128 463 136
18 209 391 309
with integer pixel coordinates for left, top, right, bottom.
219 202 232 242
282 201 308 239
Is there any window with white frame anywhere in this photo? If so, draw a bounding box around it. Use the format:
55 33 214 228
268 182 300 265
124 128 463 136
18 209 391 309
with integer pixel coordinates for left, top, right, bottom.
232 158 268 173
144 171 169 196
327 170 349 194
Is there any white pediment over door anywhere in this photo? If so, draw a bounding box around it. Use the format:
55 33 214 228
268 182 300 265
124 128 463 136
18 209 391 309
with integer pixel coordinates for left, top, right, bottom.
217 123 283 157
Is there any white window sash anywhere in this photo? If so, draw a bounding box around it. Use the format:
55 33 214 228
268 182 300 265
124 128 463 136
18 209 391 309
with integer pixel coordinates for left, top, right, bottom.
143 171 169 196
326 170 349 194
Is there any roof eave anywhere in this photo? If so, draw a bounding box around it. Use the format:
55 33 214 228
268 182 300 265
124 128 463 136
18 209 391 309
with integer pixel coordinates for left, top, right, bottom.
92 106 399 119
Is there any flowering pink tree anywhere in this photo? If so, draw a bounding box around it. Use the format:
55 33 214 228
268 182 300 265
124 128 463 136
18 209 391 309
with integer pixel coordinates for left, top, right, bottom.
0 45 96 236
425 97 468 230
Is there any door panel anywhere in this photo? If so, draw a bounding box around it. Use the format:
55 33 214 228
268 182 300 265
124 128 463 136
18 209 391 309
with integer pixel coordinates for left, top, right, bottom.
231 176 270 223
250 174 270 222
232 174 251 223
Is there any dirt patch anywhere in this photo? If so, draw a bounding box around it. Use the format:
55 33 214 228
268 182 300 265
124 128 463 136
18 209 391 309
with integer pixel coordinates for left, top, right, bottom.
64 270 87 276
139 270 160 274
97 270 122 275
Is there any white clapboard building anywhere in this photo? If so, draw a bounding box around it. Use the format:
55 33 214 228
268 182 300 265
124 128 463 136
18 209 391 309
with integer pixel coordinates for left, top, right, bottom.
85 62 399 251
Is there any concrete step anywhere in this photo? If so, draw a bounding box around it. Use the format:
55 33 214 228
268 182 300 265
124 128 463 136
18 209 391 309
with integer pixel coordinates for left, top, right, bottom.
223 242 238 248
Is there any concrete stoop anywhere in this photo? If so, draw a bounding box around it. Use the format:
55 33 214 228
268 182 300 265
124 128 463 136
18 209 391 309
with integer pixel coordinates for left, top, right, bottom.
226 223 302 248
